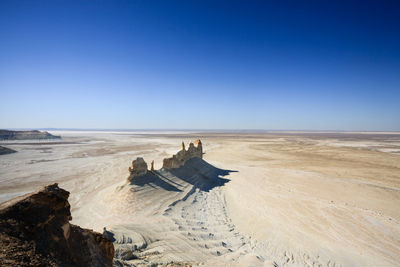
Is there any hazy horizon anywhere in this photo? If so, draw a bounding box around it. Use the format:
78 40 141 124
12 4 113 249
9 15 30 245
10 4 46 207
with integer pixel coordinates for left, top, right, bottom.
1 1 399 131
2 128 400 134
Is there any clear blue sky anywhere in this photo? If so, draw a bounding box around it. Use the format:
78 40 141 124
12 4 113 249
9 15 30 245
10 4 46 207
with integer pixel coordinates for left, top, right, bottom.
1 1 399 130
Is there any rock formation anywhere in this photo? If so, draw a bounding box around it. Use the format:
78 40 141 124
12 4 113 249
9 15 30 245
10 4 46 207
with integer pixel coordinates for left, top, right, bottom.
150 160 154 171
0 183 114 267
162 139 203 169
0 129 61 140
126 139 204 182
128 157 148 182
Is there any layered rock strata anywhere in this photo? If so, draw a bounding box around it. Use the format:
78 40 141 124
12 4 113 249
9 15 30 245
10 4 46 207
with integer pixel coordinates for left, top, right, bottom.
0 183 114 267
0 129 61 140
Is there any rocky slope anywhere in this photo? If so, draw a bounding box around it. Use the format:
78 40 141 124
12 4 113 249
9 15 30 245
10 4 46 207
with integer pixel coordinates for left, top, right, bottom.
0 129 61 140
0 183 114 267
112 139 340 266
109 140 252 266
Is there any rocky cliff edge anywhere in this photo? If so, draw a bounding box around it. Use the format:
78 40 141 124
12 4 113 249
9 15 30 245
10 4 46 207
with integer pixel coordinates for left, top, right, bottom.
0 183 114 267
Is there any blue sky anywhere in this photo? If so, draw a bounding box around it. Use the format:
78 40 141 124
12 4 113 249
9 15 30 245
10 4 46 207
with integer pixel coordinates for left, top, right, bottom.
0 1 399 130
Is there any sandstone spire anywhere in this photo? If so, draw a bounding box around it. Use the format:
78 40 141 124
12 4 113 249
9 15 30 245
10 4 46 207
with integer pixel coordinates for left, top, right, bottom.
194 139 202 147
181 141 185 152
194 139 203 158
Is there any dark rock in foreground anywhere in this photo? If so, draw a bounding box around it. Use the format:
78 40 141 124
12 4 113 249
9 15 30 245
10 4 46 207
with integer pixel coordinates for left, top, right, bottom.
0 129 61 140
0 184 114 267
0 146 17 155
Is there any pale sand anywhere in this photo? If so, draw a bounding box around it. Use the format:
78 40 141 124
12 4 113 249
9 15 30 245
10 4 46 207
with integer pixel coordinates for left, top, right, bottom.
0 131 399 266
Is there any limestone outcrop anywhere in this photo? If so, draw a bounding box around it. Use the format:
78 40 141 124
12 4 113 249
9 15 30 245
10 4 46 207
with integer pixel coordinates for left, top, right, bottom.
126 139 204 182
128 157 148 182
162 139 203 169
0 183 114 267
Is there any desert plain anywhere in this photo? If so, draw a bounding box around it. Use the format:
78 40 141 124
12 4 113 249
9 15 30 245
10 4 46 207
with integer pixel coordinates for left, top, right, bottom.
0 131 399 266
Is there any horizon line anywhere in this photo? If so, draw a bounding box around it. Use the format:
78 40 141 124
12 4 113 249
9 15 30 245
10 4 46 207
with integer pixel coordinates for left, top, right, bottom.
2 128 400 133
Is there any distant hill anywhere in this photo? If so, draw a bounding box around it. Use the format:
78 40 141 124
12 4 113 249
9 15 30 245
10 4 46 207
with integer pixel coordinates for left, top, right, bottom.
0 146 16 155
0 130 61 140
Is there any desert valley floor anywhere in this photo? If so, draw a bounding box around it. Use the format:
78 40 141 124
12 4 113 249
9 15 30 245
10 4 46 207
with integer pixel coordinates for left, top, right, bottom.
0 131 399 266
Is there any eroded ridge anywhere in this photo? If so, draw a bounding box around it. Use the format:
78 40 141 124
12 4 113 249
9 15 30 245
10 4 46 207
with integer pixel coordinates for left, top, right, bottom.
114 140 340 266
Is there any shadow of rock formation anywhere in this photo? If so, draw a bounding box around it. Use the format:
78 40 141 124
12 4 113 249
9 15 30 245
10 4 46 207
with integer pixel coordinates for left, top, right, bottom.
0 146 17 155
128 157 236 193
166 157 235 192
126 139 236 193
129 172 183 192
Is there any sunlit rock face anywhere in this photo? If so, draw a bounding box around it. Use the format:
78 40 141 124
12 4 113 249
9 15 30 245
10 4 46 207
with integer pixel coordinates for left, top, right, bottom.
128 157 148 182
162 139 203 169
0 183 114 267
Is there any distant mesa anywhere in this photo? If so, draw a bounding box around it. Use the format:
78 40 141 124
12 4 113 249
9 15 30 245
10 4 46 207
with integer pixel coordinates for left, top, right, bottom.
0 146 17 155
0 183 114 267
0 129 61 140
128 139 203 182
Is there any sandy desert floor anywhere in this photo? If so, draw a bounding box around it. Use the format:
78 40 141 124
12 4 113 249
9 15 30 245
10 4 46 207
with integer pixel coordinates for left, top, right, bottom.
0 131 399 266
